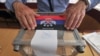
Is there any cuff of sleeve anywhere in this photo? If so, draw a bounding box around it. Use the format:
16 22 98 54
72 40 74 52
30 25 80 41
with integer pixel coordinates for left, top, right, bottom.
5 0 23 12
86 0 92 11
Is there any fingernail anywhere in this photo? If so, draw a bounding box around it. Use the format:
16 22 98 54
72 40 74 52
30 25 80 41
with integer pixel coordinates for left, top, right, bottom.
35 24 37 27
71 28 74 30
32 27 35 29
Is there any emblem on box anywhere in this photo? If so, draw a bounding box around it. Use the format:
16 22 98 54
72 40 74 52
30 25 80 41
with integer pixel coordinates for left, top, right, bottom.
40 18 56 27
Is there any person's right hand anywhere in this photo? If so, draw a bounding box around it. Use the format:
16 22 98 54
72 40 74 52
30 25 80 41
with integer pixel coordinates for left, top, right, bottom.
13 2 40 30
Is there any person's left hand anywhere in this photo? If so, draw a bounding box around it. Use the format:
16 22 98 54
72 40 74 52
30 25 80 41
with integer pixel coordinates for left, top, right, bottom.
64 1 88 30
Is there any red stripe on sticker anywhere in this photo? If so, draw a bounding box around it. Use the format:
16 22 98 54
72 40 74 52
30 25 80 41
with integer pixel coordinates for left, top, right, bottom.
36 15 66 20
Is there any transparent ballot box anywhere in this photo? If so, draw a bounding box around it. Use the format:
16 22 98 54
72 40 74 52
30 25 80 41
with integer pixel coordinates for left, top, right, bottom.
13 13 86 56
13 29 86 56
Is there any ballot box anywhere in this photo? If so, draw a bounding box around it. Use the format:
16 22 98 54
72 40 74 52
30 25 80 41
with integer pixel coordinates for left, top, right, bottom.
13 13 86 56
13 29 86 56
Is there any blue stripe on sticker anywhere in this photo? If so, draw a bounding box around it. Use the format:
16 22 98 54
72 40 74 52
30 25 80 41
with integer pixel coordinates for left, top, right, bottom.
36 20 65 25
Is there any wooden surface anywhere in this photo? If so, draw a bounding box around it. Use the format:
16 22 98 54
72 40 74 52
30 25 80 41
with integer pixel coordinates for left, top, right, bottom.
0 28 21 56
0 15 100 56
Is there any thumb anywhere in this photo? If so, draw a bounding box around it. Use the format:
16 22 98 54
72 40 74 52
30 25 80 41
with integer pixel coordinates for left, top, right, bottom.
34 13 40 17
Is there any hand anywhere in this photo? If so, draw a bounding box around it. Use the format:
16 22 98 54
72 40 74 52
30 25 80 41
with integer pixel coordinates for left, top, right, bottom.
13 2 40 30
64 1 87 30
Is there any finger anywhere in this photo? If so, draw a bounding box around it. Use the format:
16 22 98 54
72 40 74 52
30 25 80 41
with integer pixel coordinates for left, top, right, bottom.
64 11 71 28
32 11 40 17
67 13 76 30
31 14 37 28
18 19 26 28
21 15 31 30
25 15 34 29
70 13 80 30
76 13 85 28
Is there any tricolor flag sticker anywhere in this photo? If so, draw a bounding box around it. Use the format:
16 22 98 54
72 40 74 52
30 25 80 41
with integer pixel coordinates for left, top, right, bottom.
35 15 66 30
